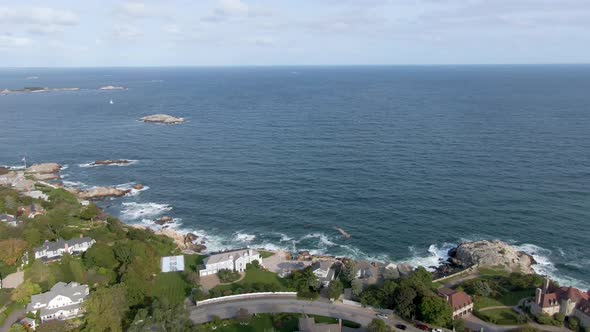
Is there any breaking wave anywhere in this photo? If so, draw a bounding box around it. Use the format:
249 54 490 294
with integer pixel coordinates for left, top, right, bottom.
78 160 138 168
232 232 256 243
121 202 172 220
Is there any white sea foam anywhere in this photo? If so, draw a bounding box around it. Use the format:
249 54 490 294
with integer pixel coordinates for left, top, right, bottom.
78 160 138 168
3 164 25 170
62 180 86 187
297 233 336 247
60 165 69 170
514 243 590 290
233 232 256 243
121 202 172 220
398 243 456 271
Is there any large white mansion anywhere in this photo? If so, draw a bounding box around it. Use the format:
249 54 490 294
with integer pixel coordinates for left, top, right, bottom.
199 249 262 277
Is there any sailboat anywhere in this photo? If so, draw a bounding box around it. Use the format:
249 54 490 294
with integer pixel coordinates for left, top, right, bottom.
109 99 114 105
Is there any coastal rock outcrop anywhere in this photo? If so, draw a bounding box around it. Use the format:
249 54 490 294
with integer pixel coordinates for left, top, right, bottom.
132 184 144 190
72 187 130 200
449 240 534 274
140 114 185 124
154 216 173 225
26 163 61 174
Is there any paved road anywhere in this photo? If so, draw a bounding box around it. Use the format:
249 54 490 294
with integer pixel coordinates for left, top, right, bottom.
190 297 420 331
0 309 25 332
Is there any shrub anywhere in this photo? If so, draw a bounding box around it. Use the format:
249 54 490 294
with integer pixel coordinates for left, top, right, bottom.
217 269 241 283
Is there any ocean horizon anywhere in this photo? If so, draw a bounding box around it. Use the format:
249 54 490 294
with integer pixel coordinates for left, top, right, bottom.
1 65 589 289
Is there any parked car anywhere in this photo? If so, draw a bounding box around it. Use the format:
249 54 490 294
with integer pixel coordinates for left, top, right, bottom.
376 313 388 319
415 324 429 331
395 324 408 330
432 329 443 332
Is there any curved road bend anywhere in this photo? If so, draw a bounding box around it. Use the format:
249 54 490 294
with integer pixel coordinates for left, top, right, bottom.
190 297 421 332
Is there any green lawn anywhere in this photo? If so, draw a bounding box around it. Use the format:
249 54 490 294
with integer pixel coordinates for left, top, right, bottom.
185 254 205 272
476 308 521 325
0 263 17 279
478 267 510 277
153 272 191 305
0 289 11 307
475 289 534 309
212 266 291 294
258 250 275 259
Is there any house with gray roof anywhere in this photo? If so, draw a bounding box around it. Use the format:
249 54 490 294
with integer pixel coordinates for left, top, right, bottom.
0 213 19 227
199 249 261 277
28 236 95 264
27 282 90 322
311 261 336 287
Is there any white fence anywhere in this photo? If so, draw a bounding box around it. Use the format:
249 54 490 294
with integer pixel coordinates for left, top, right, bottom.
196 292 297 307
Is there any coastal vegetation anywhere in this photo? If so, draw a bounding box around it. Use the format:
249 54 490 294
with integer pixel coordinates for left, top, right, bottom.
0 186 198 331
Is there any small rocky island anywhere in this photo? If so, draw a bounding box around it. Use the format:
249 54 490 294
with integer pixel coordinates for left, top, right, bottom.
99 85 126 90
447 240 535 274
0 87 80 95
140 114 186 124
67 187 131 200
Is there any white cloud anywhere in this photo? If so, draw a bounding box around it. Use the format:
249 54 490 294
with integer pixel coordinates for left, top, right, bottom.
247 36 275 47
216 0 249 16
119 1 156 18
112 24 142 39
0 35 32 49
0 7 79 26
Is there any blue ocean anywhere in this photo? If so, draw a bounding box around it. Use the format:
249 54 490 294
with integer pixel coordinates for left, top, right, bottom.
1 66 589 289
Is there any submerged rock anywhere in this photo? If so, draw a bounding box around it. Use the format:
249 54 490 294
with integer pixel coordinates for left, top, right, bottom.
91 159 133 166
154 216 173 225
132 184 144 190
140 114 185 124
450 240 534 273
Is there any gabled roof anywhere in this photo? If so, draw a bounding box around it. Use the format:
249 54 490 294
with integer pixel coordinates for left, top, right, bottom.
34 237 94 253
438 288 472 310
27 282 89 314
0 214 16 222
204 249 259 265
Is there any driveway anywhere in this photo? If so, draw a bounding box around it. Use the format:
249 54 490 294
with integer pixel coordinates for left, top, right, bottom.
0 309 25 332
1 271 24 289
190 297 421 331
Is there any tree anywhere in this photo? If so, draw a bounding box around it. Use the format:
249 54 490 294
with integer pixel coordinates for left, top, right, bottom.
367 318 392 332
79 204 101 220
351 279 364 297
292 267 319 293
83 284 128 332
8 324 26 332
128 300 193 332
113 244 132 266
393 284 417 319
403 267 432 295
11 281 42 304
237 308 250 325
568 316 580 331
328 280 344 300
0 239 28 265
418 296 452 327
29 259 51 284
341 260 358 284
452 319 465 332
382 280 398 308
84 243 118 269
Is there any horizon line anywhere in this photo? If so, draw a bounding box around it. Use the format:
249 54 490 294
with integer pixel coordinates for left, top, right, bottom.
1 63 590 69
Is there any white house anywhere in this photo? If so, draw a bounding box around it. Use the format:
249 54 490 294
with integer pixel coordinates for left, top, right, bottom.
161 255 185 273
311 261 335 287
199 249 261 277
30 237 95 263
0 213 19 227
27 282 90 322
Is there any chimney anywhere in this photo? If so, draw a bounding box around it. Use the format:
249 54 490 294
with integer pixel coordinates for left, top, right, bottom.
64 242 69 253
248 249 252 256
544 278 550 292
535 288 542 305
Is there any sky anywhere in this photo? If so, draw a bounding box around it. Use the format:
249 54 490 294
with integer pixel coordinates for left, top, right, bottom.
0 0 589 67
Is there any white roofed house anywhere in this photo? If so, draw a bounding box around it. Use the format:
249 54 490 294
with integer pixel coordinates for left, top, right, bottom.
199 249 262 277
0 213 19 227
27 282 90 322
311 261 336 287
26 236 95 264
